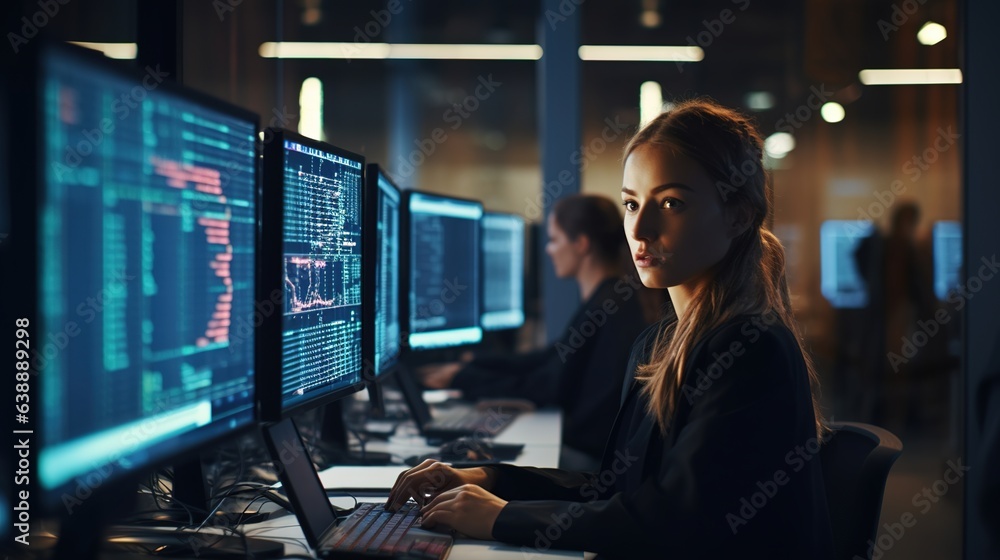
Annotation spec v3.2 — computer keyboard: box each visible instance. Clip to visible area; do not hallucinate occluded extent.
[426,408,516,437]
[320,502,452,559]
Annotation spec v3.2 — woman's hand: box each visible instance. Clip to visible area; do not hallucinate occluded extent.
[385,460,496,511]
[416,362,463,389]
[420,484,507,540]
[416,352,474,389]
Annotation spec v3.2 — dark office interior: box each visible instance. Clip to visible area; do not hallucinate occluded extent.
[1,0,997,558]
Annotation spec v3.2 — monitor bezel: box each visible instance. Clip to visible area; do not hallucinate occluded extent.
[259,128,366,422]
[399,189,484,353]
[479,211,527,332]
[7,41,263,510]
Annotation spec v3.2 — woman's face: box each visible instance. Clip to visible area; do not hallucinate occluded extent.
[545,213,583,278]
[622,143,740,290]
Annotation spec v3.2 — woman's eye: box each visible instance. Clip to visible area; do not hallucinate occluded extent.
[622,200,638,212]
[662,197,683,209]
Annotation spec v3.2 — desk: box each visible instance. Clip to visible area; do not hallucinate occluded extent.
[244,409,592,558]
[357,408,562,468]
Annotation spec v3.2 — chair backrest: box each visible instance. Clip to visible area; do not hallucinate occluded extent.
[820,421,903,560]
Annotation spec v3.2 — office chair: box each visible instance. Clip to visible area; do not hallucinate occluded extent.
[820,421,903,560]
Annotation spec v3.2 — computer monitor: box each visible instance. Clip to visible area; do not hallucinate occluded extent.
[480,212,525,331]
[364,164,402,379]
[259,129,366,420]
[401,191,483,350]
[6,43,260,508]
[820,220,875,308]
[933,221,962,300]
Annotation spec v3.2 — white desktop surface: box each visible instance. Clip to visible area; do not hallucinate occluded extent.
[243,409,587,558]
[492,409,561,446]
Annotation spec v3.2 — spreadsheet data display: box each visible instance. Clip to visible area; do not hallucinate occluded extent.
[37,48,257,492]
[280,140,363,410]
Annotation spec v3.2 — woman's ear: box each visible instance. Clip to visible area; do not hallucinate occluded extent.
[572,233,591,256]
[724,205,753,239]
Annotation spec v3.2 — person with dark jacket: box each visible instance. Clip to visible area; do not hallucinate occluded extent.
[386,99,834,558]
[418,194,658,468]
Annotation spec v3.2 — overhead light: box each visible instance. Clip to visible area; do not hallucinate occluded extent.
[301,0,322,25]
[917,22,947,46]
[298,77,324,141]
[259,42,705,63]
[745,91,775,111]
[391,43,541,60]
[578,45,704,62]
[259,42,542,60]
[639,81,663,127]
[67,41,137,59]
[820,102,845,123]
[858,68,962,85]
[640,0,661,28]
[764,132,795,159]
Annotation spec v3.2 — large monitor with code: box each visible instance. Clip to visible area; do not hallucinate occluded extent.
[9,44,260,503]
[480,212,525,331]
[365,164,402,377]
[259,130,365,419]
[402,191,483,350]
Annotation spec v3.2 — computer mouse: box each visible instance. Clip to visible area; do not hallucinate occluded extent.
[439,437,494,461]
[403,438,526,466]
[439,437,525,461]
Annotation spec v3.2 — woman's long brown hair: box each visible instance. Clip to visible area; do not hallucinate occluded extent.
[624,97,825,438]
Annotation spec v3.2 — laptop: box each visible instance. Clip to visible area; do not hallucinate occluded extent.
[262,418,452,559]
[393,367,520,442]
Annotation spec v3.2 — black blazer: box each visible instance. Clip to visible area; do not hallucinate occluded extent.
[451,276,650,459]
[484,313,834,559]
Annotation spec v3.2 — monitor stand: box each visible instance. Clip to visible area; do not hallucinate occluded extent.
[126,457,208,526]
[173,457,210,513]
[480,328,518,355]
[367,380,386,419]
[310,399,393,466]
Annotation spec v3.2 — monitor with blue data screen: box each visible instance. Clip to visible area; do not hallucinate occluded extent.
[403,191,483,350]
[259,130,365,419]
[933,221,962,300]
[21,44,259,502]
[481,212,525,331]
[820,220,875,309]
[368,165,401,376]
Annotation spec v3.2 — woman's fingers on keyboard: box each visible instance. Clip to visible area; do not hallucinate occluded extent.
[419,486,460,513]
[387,460,454,511]
[418,485,507,540]
[387,459,434,508]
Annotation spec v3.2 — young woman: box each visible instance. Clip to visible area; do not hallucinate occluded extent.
[418,194,656,469]
[386,99,834,557]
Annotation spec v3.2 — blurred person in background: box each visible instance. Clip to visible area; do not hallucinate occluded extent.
[854,201,933,431]
[417,194,663,470]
